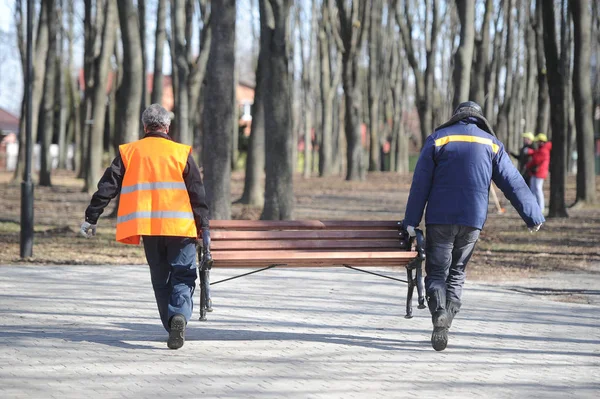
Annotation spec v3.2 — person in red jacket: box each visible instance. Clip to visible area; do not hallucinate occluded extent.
[526,133,552,212]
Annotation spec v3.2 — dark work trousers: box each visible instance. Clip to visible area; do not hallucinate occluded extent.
[425,224,480,308]
[142,236,197,332]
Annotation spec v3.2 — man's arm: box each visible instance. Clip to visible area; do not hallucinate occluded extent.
[183,153,210,232]
[85,155,125,224]
[403,136,436,228]
[492,146,545,227]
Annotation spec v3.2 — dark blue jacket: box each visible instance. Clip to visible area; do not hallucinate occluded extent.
[404,119,545,229]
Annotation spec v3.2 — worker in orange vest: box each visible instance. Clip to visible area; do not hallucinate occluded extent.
[80,104,210,350]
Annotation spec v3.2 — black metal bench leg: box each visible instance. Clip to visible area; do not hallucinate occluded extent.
[416,262,426,309]
[405,267,415,319]
[199,270,211,321]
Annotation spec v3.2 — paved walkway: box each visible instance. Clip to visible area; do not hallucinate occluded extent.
[0,265,598,399]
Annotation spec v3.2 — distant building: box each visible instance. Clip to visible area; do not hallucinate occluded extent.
[0,107,19,170]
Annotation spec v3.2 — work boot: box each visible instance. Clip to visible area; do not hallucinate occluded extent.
[446,299,462,329]
[427,293,449,351]
[167,314,186,350]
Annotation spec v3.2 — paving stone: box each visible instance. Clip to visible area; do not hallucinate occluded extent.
[0,265,598,398]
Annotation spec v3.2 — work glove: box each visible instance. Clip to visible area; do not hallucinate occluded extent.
[406,225,416,238]
[528,223,542,233]
[199,227,213,270]
[80,221,97,238]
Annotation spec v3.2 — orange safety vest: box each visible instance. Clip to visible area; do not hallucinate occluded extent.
[116,137,197,245]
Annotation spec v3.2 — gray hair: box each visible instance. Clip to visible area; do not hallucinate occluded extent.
[141,104,171,132]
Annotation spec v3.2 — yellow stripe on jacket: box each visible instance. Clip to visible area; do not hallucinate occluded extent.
[434,135,499,154]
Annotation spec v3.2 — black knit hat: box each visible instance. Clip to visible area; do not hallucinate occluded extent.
[453,101,484,117]
[436,101,496,137]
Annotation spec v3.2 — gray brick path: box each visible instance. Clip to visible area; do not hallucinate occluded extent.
[0,265,598,398]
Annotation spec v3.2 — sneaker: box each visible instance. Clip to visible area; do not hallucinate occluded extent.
[167,314,186,350]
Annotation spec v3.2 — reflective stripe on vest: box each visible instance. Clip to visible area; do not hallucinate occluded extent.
[435,135,499,154]
[117,211,194,224]
[120,181,187,194]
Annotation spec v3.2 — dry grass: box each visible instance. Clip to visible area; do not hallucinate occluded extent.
[1,170,599,283]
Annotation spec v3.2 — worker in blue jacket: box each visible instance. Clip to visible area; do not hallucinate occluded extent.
[403,101,545,351]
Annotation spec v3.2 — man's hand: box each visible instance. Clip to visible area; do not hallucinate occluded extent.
[80,221,97,238]
[528,223,542,233]
[406,225,416,237]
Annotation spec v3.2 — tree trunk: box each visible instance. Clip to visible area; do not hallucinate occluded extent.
[261,0,294,220]
[84,0,118,194]
[203,0,235,220]
[318,1,341,177]
[55,2,67,170]
[336,0,368,180]
[66,0,80,172]
[171,0,190,145]
[116,0,143,144]
[13,0,49,182]
[541,0,568,217]
[571,0,597,204]
[470,0,493,106]
[151,0,166,105]
[534,0,550,136]
[239,53,266,205]
[39,0,57,187]
[367,0,382,172]
[452,0,475,109]
[138,0,147,110]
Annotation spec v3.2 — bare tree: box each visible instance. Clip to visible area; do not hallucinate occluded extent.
[396,0,443,146]
[116,0,143,145]
[367,0,383,172]
[203,0,235,219]
[541,0,568,217]
[239,0,268,206]
[12,0,50,182]
[261,0,295,219]
[318,0,342,177]
[151,0,166,105]
[534,0,549,136]
[335,0,368,181]
[570,0,597,204]
[84,0,118,194]
[170,0,211,145]
[452,0,475,109]
[470,0,493,106]
[39,0,58,187]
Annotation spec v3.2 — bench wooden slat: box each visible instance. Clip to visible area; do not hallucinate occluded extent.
[211,250,416,261]
[212,258,413,268]
[210,230,405,241]
[210,239,407,251]
[209,220,403,231]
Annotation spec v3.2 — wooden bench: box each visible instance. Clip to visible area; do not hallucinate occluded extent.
[197,220,426,321]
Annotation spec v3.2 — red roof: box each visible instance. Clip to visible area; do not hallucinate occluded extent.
[0,108,19,134]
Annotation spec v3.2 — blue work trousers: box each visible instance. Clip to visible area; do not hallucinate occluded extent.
[425,224,480,307]
[142,236,197,332]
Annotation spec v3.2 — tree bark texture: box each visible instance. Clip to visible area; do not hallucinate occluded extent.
[151,0,166,105]
[470,0,493,106]
[570,0,597,204]
[116,0,143,144]
[13,0,49,182]
[39,0,57,187]
[336,0,368,180]
[452,0,475,109]
[534,0,550,136]
[203,0,235,219]
[261,0,295,220]
[84,0,117,194]
[541,0,568,217]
